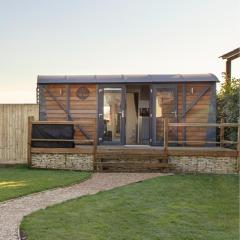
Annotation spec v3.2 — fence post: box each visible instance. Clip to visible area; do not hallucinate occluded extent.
[164,118,168,153]
[93,119,97,171]
[27,116,34,167]
[220,118,224,148]
[236,123,240,173]
[237,123,240,151]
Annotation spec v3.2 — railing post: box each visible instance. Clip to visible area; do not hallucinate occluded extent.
[93,119,97,171]
[220,118,224,148]
[237,123,240,155]
[237,123,240,173]
[164,118,168,153]
[27,116,34,167]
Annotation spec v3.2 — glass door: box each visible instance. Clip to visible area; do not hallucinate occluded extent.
[151,84,177,145]
[98,85,125,144]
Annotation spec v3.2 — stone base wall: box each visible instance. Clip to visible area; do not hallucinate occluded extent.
[31,153,238,173]
[169,156,238,174]
[31,153,93,171]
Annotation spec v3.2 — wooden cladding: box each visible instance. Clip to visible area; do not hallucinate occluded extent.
[40,84,97,140]
[39,82,216,146]
[177,82,215,145]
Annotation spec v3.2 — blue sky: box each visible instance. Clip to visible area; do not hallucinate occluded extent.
[0,0,239,103]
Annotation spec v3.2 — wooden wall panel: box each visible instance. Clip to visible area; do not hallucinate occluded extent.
[177,82,212,145]
[43,84,97,140]
[0,104,39,164]
[41,82,215,146]
[177,83,183,143]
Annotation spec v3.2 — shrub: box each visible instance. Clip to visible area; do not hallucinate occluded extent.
[217,76,240,143]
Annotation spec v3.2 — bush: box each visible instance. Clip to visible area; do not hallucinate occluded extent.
[217,77,240,142]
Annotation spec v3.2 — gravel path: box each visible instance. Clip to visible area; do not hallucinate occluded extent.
[0,173,167,240]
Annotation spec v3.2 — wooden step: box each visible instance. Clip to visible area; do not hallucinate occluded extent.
[96,153,168,160]
[95,149,172,172]
[95,162,174,172]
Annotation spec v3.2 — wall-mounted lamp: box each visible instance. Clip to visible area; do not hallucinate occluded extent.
[190,87,194,95]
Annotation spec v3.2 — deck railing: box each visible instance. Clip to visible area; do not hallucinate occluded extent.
[28,116,97,167]
[164,118,240,155]
[28,116,240,167]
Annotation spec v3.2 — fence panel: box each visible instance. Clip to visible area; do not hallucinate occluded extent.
[0,104,39,164]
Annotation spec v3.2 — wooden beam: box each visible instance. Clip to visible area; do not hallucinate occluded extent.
[182,83,186,145]
[32,120,95,125]
[237,124,240,172]
[164,118,168,153]
[238,124,240,155]
[168,141,220,144]
[93,119,97,171]
[181,85,211,118]
[206,83,216,146]
[168,123,240,127]
[66,84,70,121]
[168,149,238,157]
[27,116,34,167]
[226,60,231,80]
[220,48,240,59]
[76,124,91,140]
[227,53,240,61]
[220,118,224,148]
[223,140,238,144]
[39,85,46,120]
[31,147,94,154]
[31,139,94,143]
[95,162,173,167]
[222,123,240,127]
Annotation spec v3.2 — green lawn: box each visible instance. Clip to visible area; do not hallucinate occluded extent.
[21,174,239,240]
[0,165,91,202]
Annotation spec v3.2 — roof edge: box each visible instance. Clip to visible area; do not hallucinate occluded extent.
[37,73,219,84]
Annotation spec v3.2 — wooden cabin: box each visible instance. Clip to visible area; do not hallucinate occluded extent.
[37,74,218,147]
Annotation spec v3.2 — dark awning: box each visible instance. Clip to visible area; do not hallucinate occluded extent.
[37,74,218,84]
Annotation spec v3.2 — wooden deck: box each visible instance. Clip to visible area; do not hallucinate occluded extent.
[31,145,238,157]
[30,145,238,172]
[96,145,238,157]
[96,145,238,172]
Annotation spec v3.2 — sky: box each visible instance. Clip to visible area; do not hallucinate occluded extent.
[0,0,239,103]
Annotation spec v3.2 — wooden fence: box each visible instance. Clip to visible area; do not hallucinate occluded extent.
[165,119,240,154]
[28,117,239,171]
[0,104,39,164]
[28,117,97,168]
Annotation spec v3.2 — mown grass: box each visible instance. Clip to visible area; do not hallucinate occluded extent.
[21,174,239,240]
[0,165,91,202]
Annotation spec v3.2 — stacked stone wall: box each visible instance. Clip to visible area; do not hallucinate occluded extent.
[31,153,238,173]
[32,153,93,171]
[169,156,238,174]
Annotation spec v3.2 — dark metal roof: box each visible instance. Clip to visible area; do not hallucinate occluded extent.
[37,74,218,84]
